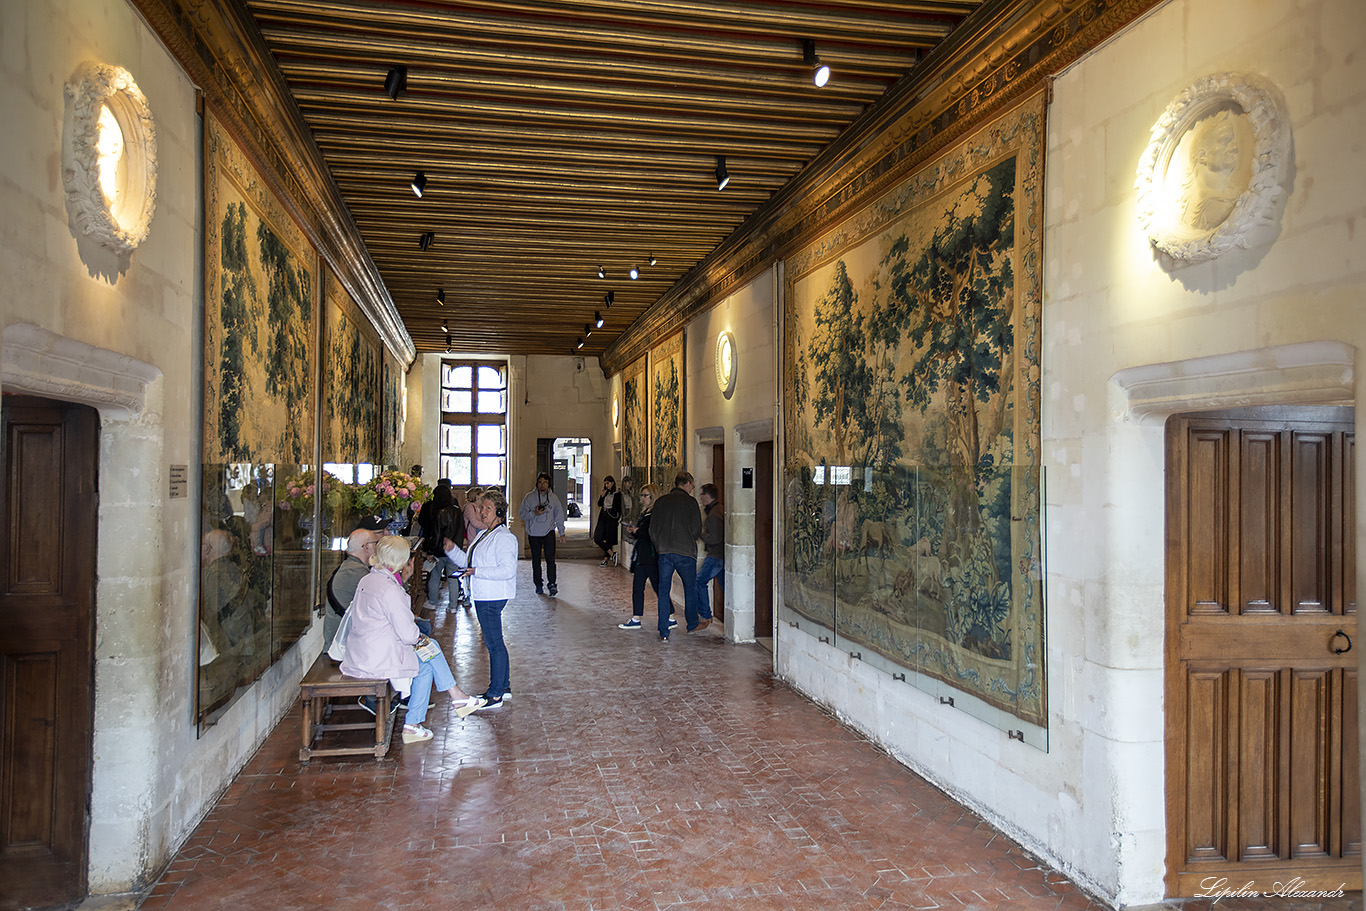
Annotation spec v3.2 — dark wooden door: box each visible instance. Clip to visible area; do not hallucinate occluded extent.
[1166,407,1360,896]
[711,443,724,621]
[755,440,774,638]
[0,395,97,911]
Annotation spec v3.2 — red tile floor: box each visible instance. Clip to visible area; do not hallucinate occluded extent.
[140,561,1361,911]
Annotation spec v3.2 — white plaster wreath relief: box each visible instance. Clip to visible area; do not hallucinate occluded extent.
[715,330,737,398]
[63,62,158,255]
[1135,72,1290,268]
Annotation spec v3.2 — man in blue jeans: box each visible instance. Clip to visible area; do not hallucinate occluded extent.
[695,483,724,622]
[650,471,704,640]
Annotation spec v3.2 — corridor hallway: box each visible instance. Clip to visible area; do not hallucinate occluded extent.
[141,562,1358,911]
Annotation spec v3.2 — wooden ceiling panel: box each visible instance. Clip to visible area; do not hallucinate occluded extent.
[244,0,982,356]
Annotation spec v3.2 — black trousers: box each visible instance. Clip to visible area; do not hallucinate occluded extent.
[528,532,557,587]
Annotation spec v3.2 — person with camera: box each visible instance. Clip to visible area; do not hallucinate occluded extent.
[442,488,518,710]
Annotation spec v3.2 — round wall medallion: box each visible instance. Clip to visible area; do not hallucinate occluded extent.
[715,331,737,398]
[1135,72,1289,268]
[63,62,158,255]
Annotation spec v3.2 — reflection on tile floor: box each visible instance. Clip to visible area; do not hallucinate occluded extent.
[141,561,1361,911]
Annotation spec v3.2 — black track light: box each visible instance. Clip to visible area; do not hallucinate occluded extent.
[629,266,639,280]
[384,65,407,100]
[440,319,448,333]
[597,265,605,279]
[715,156,730,191]
[444,333,452,352]
[575,337,584,350]
[418,231,434,250]
[595,311,604,329]
[648,254,657,266]
[436,289,445,305]
[605,291,614,308]
[584,322,592,337]
[802,39,830,88]
[411,171,427,197]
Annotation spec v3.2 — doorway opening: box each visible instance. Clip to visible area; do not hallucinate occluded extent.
[539,437,591,538]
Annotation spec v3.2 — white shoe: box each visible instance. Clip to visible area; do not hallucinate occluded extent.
[402,723,433,743]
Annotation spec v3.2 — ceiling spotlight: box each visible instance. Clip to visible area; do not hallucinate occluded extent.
[444,333,452,352]
[597,265,606,279]
[605,291,615,307]
[584,322,592,337]
[411,171,427,197]
[418,231,434,250]
[629,266,639,280]
[648,254,657,266]
[594,311,605,329]
[802,39,830,88]
[436,289,445,305]
[384,65,408,101]
[575,337,584,350]
[441,319,448,333]
[715,156,730,191]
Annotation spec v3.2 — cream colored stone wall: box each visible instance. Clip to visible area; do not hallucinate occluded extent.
[684,267,779,641]
[777,0,1365,903]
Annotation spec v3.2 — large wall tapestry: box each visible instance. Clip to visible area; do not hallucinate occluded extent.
[321,270,380,464]
[783,92,1046,728]
[382,353,403,468]
[204,111,316,464]
[200,109,318,729]
[622,355,649,480]
[649,333,685,481]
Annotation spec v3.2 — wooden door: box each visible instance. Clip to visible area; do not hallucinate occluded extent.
[1166,407,1360,896]
[755,441,774,638]
[0,395,98,911]
[711,443,725,621]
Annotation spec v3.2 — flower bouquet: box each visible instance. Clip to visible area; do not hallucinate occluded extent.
[277,468,347,514]
[352,469,430,531]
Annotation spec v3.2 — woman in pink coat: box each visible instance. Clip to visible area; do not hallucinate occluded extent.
[340,536,480,742]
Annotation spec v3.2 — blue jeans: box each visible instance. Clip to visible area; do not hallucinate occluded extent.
[474,599,510,699]
[657,552,700,633]
[405,643,456,726]
[695,556,723,619]
[426,554,460,604]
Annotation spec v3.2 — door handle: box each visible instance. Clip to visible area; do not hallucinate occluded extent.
[1332,629,1352,655]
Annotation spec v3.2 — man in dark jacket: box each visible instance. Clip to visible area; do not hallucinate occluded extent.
[695,483,723,624]
[650,470,704,639]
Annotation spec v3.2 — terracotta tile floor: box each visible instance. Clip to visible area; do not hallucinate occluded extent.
[141,561,1361,911]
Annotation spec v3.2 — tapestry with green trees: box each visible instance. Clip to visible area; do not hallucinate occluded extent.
[203,111,317,464]
[622,355,648,483]
[382,354,403,468]
[321,271,380,465]
[783,93,1045,727]
[650,333,684,482]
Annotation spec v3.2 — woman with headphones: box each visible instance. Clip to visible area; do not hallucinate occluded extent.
[442,488,518,710]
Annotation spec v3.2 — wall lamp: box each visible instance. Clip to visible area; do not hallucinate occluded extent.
[411,171,427,197]
[385,65,407,100]
[436,289,445,305]
[802,39,830,88]
[715,156,730,191]
[594,311,604,329]
[418,231,434,250]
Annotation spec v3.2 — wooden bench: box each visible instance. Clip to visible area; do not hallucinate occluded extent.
[298,652,393,762]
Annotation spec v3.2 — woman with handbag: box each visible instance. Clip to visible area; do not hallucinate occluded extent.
[339,535,481,743]
[617,484,673,631]
[442,488,518,710]
[593,475,621,565]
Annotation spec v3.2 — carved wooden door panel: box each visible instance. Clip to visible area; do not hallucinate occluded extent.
[0,396,97,911]
[1166,408,1360,897]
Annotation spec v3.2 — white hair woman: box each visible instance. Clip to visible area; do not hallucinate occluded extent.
[340,535,479,742]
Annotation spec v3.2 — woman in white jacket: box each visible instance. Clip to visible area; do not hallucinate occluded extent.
[443,488,518,710]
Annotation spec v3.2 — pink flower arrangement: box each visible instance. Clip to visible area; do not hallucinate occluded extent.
[277,469,345,513]
[352,469,430,514]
